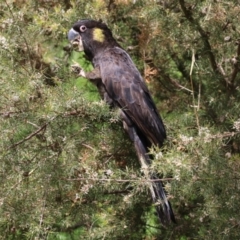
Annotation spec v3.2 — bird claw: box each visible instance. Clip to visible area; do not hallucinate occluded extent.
[71,62,86,77]
[71,62,81,74]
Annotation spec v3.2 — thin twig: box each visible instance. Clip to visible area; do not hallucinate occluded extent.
[27,121,40,128]
[82,143,96,151]
[167,76,193,93]
[197,81,201,112]
[146,224,162,230]
[63,175,240,183]
[208,131,240,140]
[7,118,55,149]
[62,177,174,183]
[38,198,46,239]
[190,49,200,131]
[0,111,20,117]
[103,190,130,195]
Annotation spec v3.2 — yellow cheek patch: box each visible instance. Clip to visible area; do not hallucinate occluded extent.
[93,28,105,43]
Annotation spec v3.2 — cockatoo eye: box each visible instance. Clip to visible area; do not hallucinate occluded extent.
[80,25,87,32]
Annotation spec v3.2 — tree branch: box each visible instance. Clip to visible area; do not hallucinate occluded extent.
[8,121,50,149]
[178,0,231,88]
[161,72,193,93]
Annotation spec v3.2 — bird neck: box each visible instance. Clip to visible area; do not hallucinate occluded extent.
[84,39,120,61]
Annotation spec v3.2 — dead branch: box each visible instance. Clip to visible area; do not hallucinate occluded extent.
[8,122,49,149]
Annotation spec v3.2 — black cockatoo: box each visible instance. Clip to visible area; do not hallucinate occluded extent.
[68,19,175,225]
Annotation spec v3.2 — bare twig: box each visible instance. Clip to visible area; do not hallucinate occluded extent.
[208,131,240,140]
[27,121,40,128]
[7,118,55,149]
[38,198,46,239]
[167,76,193,93]
[197,81,201,112]
[81,143,95,151]
[103,190,130,195]
[62,177,174,183]
[0,111,20,117]
[190,49,200,131]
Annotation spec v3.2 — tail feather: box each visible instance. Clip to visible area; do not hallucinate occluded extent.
[138,153,175,225]
[151,173,176,224]
[121,112,175,224]
[132,130,175,224]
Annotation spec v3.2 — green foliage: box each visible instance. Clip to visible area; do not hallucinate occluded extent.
[1,0,240,239]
